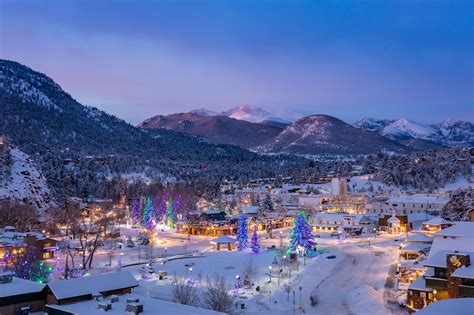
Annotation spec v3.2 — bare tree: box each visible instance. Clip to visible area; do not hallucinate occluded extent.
[0,200,38,231]
[243,259,256,288]
[171,278,200,306]
[284,284,292,302]
[104,239,115,267]
[203,274,234,313]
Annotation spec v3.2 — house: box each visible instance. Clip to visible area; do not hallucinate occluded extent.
[311,213,375,233]
[368,195,449,215]
[47,271,139,305]
[420,217,453,235]
[210,236,237,251]
[406,222,474,312]
[0,272,47,315]
[400,233,433,260]
[44,293,224,315]
[378,213,434,234]
[415,298,474,315]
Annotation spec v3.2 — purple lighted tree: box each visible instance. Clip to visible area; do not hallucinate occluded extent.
[251,224,260,254]
[131,198,142,225]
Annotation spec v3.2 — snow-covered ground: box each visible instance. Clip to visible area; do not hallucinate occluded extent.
[51,227,407,315]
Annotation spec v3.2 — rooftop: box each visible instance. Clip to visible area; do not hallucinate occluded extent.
[434,222,474,239]
[48,271,138,300]
[0,276,46,298]
[46,293,224,315]
[415,298,474,315]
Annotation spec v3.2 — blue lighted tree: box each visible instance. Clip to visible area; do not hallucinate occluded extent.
[289,211,315,256]
[251,224,260,254]
[236,214,248,250]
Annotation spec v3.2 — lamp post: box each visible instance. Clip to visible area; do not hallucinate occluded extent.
[433,289,437,302]
[164,247,168,259]
[299,286,303,309]
[374,227,377,239]
[269,266,272,283]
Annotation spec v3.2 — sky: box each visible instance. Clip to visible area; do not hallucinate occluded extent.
[1,0,473,124]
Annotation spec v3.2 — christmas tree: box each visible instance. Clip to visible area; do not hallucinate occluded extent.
[236,214,248,250]
[289,211,315,256]
[143,196,158,230]
[251,224,260,254]
[131,198,142,225]
[167,194,174,228]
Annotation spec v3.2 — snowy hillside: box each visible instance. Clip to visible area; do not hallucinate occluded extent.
[381,119,438,140]
[0,143,56,213]
[354,117,474,148]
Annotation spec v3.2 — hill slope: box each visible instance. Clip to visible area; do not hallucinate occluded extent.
[138,112,283,149]
[263,115,409,155]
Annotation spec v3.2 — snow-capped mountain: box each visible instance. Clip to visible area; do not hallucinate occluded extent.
[263,115,409,155]
[0,140,55,214]
[189,108,218,116]
[189,105,298,125]
[353,117,394,132]
[381,118,438,141]
[353,117,474,148]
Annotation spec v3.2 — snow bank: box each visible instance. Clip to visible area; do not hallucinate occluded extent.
[347,285,388,315]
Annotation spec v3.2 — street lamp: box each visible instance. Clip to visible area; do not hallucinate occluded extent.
[269,266,272,283]
[164,247,168,259]
[433,289,437,302]
[299,286,303,309]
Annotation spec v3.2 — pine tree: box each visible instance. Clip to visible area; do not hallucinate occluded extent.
[143,196,158,230]
[236,214,248,250]
[251,224,260,254]
[167,194,174,228]
[260,194,274,213]
[289,211,315,256]
[131,198,142,225]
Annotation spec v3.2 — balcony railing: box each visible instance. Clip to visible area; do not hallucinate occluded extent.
[459,285,474,297]
[425,277,447,289]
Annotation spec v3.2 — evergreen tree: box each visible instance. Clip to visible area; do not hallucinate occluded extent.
[251,224,260,254]
[167,194,174,228]
[289,211,315,256]
[143,196,158,230]
[260,194,274,212]
[236,214,248,250]
[131,198,142,225]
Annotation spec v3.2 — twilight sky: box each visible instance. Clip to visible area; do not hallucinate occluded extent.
[1,0,473,124]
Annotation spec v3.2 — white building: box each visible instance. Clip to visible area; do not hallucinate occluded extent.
[331,177,348,196]
[367,195,449,215]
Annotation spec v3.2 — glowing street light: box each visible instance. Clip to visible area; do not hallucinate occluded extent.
[269,265,272,283]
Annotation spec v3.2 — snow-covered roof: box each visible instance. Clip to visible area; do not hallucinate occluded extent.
[313,213,345,221]
[423,217,449,225]
[434,222,474,239]
[415,298,474,315]
[400,243,431,253]
[408,276,433,292]
[0,276,46,298]
[46,293,224,315]
[242,205,259,214]
[210,236,236,244]
[405,233,433,243]
[387,216,401,223]
[429,237,474,258]
[407,213,434,222]
[423,250,473,268]
[451,265,474,279]
[48,271,138,300]
[386,195,449,204]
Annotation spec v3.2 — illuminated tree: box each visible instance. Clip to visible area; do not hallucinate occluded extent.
[289,211,315,256]
[251,224,260,254]
[236,214,248,250]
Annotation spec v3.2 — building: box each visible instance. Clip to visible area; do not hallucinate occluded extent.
[47,271,139,305]
[368,195,449,216]
[0,272,47,315]
[45,293,224,315]
[311,213,375,233]
[378,213,434,234]
[419,217,453,235]
[400,233,433,260]
[331,177,348,196]
[406,222,474,311]
[299,193,367,214]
